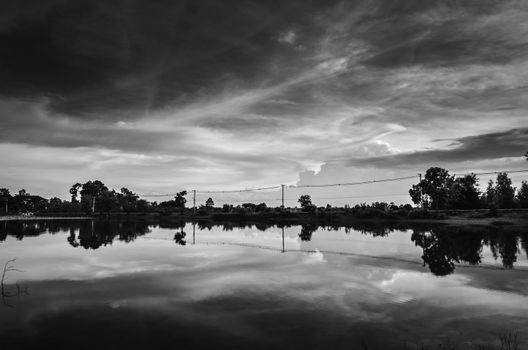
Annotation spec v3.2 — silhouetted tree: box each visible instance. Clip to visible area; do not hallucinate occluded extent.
[80,180,108,198]
[255,202,268,212]
[409,167,454,209]
[174,191,187,211]
[48,197,62,212]
[98,189,119,212]
[69,183,81,203]
[0,188,10,214]
[118,187,140,212]
[135,199,149,212]
[205,197,214,208]
[447,174,481,209]
[482,179,496,208]
[10,190,47,213]
[298,195,316,212]
[516,181,528,208]
[494,173,516,209]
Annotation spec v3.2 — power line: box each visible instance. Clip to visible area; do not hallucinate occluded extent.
[139,168,528,198]
[140,185,281,197]
[196,185,281,194]
[281,193,410,201]
[289,175,417,189]
[454,169,528,177]
[198,193,410,202]
[141,193,181,198]
[139,176,417,197]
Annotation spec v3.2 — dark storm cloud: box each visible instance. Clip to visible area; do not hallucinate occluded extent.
[357,0,525,68]
[1,0,527,117]
[346,128,528,168]
[0,0,340,117]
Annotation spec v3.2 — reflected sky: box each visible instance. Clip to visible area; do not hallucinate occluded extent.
[1,219,527,349]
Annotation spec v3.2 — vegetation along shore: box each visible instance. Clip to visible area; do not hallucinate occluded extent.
[2,166,528,225]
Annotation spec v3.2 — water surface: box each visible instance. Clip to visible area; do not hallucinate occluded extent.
[1,219,527,349]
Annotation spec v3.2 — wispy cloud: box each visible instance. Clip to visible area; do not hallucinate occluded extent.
[345,128,528,168]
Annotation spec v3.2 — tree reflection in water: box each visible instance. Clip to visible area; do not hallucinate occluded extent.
[173,222,187,246]
[1,219,527,277]
[68,220,151,249]
[298,224,318,241]
[412,226,524,276]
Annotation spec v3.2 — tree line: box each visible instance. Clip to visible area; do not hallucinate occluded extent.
[1,167,528,215]
[409,167,528,210]
[0,181,158,215]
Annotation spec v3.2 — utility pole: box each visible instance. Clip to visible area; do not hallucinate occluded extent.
[92,197,95,214]
[418,173,423,209]
[193,190,196,215]
[193,222,196,245]
[281,184,285,209]
[281,227,285,253]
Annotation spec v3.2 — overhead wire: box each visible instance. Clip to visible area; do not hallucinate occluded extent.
[290,175,417,189]
[139,168,528,198]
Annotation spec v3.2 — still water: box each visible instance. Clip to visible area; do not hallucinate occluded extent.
[0,219,527,349]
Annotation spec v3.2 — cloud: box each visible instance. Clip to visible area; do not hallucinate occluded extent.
[345,128,528,168]
[1,0,528,201]
[357,0,528,68]
[278,29,297,45]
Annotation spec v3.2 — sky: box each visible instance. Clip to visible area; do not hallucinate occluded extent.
[1,0,528,205]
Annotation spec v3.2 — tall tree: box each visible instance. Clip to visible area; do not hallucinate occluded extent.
[448,174,481,209]
[409,167,454,209]
[298,195,315,212]
[69,183,81,203]
[174,191,187,214]
[494,172,516,209]
[483,179,496,208]
[80,180,108,198]
[118,187,139,212]
[48,197,62,212]
[517,181,528,208]
[0,188,11,214]
[0,188,10,198]
[79,180,114,213]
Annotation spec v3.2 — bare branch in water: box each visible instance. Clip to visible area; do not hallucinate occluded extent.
[2,259,27,308]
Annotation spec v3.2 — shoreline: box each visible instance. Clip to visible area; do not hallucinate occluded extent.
[2,210,528,228]
[0,216,91,221]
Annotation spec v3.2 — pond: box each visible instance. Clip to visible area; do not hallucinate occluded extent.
[1,219,527,349]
